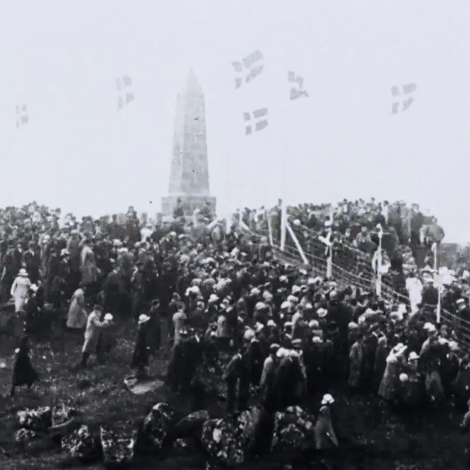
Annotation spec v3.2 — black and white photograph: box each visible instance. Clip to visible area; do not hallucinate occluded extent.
[0,1,470,469]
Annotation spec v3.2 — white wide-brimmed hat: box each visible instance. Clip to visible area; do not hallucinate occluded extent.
[321,394,334,405]
[138,314,150,324]
[317,308,327,318]
[104,313,114,322]
[18,269,28,277]
[408,351,419,361]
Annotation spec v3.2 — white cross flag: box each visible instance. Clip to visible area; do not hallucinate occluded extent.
[232,50,264,89]
[16,104,28,128]
[116,76,135,111]
[391,83,417,114]
[244,108,268,135]
[288,71,308,100]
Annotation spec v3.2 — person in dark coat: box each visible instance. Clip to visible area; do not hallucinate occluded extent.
[223,345,251,414]
[103,265,121,317]
[362,325,379,392]
[272,349,305,411]
[22,242,41,284]
[179,331,204,391]
[10,336,39,396]
[166,330,189,392]
[147,299,162,355]
[131,314,151,379]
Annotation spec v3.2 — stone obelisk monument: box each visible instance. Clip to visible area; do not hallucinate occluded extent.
[161,69,216,216]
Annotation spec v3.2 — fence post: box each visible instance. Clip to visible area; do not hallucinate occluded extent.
[327,246,332,278]
[286,222,308,265]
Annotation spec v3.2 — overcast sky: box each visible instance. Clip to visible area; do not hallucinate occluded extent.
[0,1,469,243]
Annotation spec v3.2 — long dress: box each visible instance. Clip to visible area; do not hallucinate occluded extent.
[425,360,445,406]
[80,246,98,286]
[314,405,338,449]
[67,288,88,329]
[378,354,402,401]
[11,345,39,391]
[348,340,364,389]
[10,276,31,312]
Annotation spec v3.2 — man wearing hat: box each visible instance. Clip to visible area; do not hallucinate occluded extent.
[131,314,151,379]
[103,262,122,318]
[259,343,280,411]
[22,241,41,285]
[223,345,251,413]
[66,229,84,291]
[81,305,113,368]
[172,304,188,347]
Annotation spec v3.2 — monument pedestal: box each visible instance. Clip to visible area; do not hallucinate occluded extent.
[161,195,217,216]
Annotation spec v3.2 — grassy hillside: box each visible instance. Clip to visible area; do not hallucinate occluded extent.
[0,321,469,470]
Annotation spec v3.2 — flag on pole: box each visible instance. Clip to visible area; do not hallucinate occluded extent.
[116,76,134,111]
[288,71,304,89]
[288,71,308,100]
[319,230,332,252]
[391,83,417,114]
[290,88,309,100]
[243,50,263,69]
[403,83,417,95]
[244,108,268,135]
[232,50,264,90]
[403,96,414,111]
[16,104,29,128]
[232,61,243,73]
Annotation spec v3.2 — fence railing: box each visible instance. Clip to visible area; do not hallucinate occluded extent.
[246,225,470,354]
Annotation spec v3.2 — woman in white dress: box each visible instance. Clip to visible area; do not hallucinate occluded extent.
[66,287,88,330]
[10,269,31,313]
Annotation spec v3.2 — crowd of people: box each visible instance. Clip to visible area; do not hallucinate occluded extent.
[3,199,470,467]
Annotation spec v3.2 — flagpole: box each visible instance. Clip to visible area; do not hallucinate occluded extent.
[327,245,333,279]
[436,286,442,324]
[376,224,383,298]
[279,79,288,252]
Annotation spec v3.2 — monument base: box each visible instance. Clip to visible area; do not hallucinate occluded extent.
[161,195,217,217]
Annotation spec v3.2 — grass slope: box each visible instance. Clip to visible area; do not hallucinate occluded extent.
[0,321,469,470]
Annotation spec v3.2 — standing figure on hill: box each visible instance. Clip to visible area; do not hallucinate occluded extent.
[10,268,31,313]
[223,345,251,414]
[22,241,41,285]
[10,336,39,396]
[314,394,339,450]
[131,314,151,380]
[67,285,88,331]
[80,305,113,368]
[146,299,162,355]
